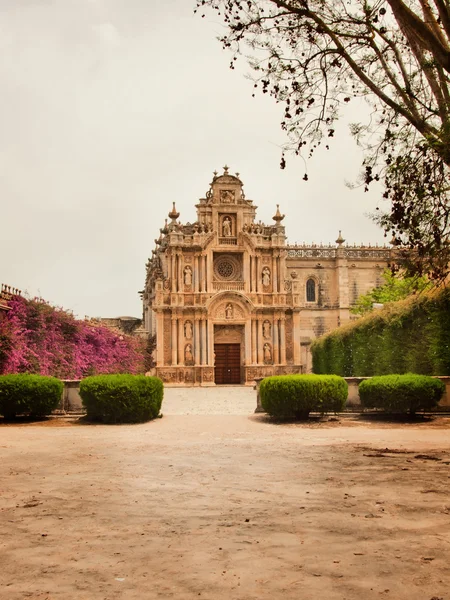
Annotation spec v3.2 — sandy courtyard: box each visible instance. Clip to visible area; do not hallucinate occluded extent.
[1,386,450,600]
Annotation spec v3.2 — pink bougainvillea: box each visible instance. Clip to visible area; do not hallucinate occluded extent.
[0,296,145,378]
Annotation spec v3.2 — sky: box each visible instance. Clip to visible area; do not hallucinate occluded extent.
[0,0,390,319]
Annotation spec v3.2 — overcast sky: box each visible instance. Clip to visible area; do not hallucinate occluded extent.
[0,0,389,318]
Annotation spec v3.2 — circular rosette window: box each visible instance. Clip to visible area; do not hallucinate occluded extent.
[214,255,241,281]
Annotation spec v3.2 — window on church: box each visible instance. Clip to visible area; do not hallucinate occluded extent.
[306,279,316,302]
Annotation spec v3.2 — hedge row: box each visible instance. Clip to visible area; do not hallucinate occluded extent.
[0,374,163,422]
[312,286,450,376]
[260,374,348,418]
[79,374,163,423]
[359,374,445,415]
[0,374,63,419]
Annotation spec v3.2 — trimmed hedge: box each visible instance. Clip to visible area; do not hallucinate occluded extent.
[260,374,348,419]
[79,374,163,423]
[312,286,450,377]
[359,374,445,415]
[0,374,63,419]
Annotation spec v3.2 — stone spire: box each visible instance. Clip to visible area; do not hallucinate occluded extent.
[272,204,285,223]
[168,202,180,223]
[335,230,345,246]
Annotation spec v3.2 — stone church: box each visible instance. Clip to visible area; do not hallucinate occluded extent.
[141,167,392,386]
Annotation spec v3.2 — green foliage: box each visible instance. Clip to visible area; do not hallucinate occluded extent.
[351,270,430,316]
[260,374,348,419]
[312,286,450,377]
[79,374,163,424]
[0,374,63,419]
[359,374,445,415]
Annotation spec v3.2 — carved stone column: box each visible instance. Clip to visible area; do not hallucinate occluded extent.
[171,255,176,293]
[178,253,183,293]
[279,316,286,365]
[293,310,301,366]
[273,317,279,364]
[194,316,200,365]
[177,315,184,366]
[251,318,257,364]
[201,256,206,293]
[171,316,178,365]
[204,255,208,293]
[195,255,200,293]
[256,256,260,293]
[201,318,207,365]
[257,317,263,364]
[208,320,214,366]
[156,312,164,367]
[244,320,252,365]
[272,255,278,293]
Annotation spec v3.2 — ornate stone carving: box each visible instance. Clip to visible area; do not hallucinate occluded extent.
[163,316,171,364]
[202,368,214,382]
[214,254,242,281]
[263,320,271,339]
[220,189,235,203]
[263,343,272,364]
[184,320,193,339]
[184,344,194,365]
[262,267,271,287]
[184,266,192,286]
[222,216,232,237]
[214,302,245,320]
[285,314,293,362]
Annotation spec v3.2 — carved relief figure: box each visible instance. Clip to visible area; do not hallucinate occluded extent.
[184,320,193,340]
[225,303,233,319]
[263,343,272,364]
[184,266,192,286]
[263,320,271,339]
[185,344,194,364]
[222,217,232,237]
[220,189,235,203]
[262,267,271,287]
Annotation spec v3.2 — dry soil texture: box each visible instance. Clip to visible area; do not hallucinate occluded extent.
[1,386,450,600]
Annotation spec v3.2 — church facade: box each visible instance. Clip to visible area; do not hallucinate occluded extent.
[141,167,392,386]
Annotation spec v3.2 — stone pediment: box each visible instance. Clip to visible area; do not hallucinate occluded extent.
[213,301,245,321]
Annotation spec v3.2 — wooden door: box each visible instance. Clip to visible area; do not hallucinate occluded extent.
[214,344,241,384]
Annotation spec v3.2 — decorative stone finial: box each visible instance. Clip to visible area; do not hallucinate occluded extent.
[335,230,345,246]
[168,202,180,222]
[223,164,229,175]
[235,172,240,178]
[213,170,218,178]
[161,218,169,235]
[272,204,285,223]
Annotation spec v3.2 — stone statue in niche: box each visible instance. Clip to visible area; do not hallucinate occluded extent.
[263,320,271,339]
[184,266,192,286]
[263,343,272,363]
[185,344,194,364]
[262,267,271,287]
[184,320,193,340]
[222,217,232,237]
[225,303,233,319]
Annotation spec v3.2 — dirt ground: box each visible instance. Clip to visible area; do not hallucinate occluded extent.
[1,387,450,600]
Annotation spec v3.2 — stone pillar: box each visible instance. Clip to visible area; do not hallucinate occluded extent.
[273,317,279,364]
[244,320,251,365]
[195,255,200,292]
[201,256,206,292]
[155,312,164,366]
[256,256,260,293]
[178,254,183,293]
[272,255,278,293]
[171,316,177,365]
[279,316,286,365]
[244,255,250,293]
[194,316,201,365]
[251,318,257,364]
[336,247,350,324]
[257,317,263,364]
[208,320,214,366]
[204,255,208,293]
[171,255,176,293]
[293,310,301,366]
[201,318,207,365]
[249,256,253,292]
[177,315,184,366]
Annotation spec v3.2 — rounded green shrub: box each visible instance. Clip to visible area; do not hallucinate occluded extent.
[358,374,445,415]
[0,374,63,419]
[79,374,163,423]
[260,374,348,419]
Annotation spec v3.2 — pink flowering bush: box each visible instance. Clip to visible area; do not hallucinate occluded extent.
[0,296,145,378]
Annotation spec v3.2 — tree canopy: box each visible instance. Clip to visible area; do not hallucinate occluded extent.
[195,0,450,279]
[350,269,430,314]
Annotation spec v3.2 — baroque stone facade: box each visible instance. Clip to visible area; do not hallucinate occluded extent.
[141,167,391,385]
